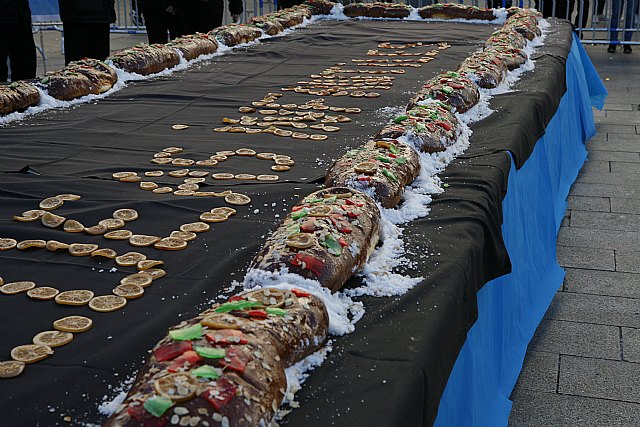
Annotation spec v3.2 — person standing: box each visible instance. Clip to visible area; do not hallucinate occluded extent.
[0,0,37,81]
[608,0,636,53]
[139,0,182,44]
[58,0,116,64]
[180,0,243,35]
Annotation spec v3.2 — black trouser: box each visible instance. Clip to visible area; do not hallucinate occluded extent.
[180,0,224,35]
[142,7,182,44]
[277,0,305,9]
[63,23,110,64]
[536,0,574,20]
[490,0,513,8]
[0,23,37,82]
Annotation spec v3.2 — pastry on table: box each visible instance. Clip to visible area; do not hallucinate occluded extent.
[167,33,219,61]
[483,45,528,70]
[408,71,480,113]
[458,51,508,89]
[210,24,263,47]
[503,11,542,40]
[250,16,285,36]
[484,28,527,50]
[251,187,381,291]
[105,287,329,427]
[343,2,411,19]
[302,0,335,15]
[109,44,181,75]
[417,3,495,21]
[0,81,40,115]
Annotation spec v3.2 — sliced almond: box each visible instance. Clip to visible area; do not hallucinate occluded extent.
[179,222,210,233]
[115,252,147,266]
[64,219,85,233]
[113,283,144,299]
[46,240,69,251]
[11,344,53,364]
[55,290,94,306]
[154,237,188,251]
[68,243,98,256]
[27,287,60,300]
[104,230,133,240]
[0,238,17,250]
[41,212,66,228]
[1,281,36,295]
[137,259,164,270]
[39,197,63,210]
[129,235,161,247]
[53,316,93,333]
[16,240,46,250]
[120,273,153,288]
[33,331,73,348]
[113,209,138,222]
[154,373,198,402]
[0,360,25,378]
[89,295,127,312]
[91,248,118,259]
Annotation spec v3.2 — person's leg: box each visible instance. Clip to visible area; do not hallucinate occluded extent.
[194,0,224,33]
[63,23,90,63]
[623,0,636,41]
[0,26,12,82]
[574,0,590,28]
[609,0,621,42]
[8,24,37,80]
[142,7,170,44]
[86,23,111,61]
[597,0,606,13]
[167,10,183,40]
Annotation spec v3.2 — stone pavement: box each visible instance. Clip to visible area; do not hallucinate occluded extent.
[509,46,640,426]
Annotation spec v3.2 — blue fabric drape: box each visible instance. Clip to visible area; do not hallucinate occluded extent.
[433,36,607,427]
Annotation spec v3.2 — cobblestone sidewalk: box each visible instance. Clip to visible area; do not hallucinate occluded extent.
[509,45,640,426]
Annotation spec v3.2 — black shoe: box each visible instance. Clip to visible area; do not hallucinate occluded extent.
[608,44,616,53]
[624,45,632,54]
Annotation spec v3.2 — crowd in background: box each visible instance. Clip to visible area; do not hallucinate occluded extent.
[0,0,637,83]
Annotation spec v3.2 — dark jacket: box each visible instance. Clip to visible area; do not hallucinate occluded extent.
[0,0,32,26]
[58,0,116,23]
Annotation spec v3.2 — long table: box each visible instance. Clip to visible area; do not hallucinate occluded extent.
[0,18,600,426]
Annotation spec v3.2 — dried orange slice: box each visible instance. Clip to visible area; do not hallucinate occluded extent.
[0,238,17,250]
[212,190,232,197]
[112,171,137,179]
[212,173,235,180]
[104,230,133,240]
[153,187,173,194]
[184,177,206,184]
[53,316,93,333]
[173,190,195,196]
[55,290,94,306]
[201,313,242,329]
[236,148,256,156]
[121,273,153,288]
[27,287,59,300]
[199,212,228,223]
[271,165,290,172]
[170,231,196,242]
[113,283,144,299]
[151,158,172,165]
[168,169,189,178]
[179,222,210,233]
[195,159,217,166]
[177,183,199,191]
[308,205,333,217]
[113,209,139,222]
[145,171,164,177]
[154,373,198,402]
[91,248,118,259]
[14,209,45,222]
[210,155,227,162]
[46,240,69,251]
[139,181,159,191]
[286,233,315,249]
[39,197,63,210]
[63,219,85,233]
[163,147,183,154]
[211,207,237,216]
[115,252,147,266]
[68,243,98,256]
[89,295,127,312]
[154,237,187,251]
[129,235,161,247]
[323,125,341,132]
[365,92,380,98]
[234,174,256,180]
[56,194,81,201]
[11,344,53,364]
[0,361,25,378]
[225,193,251,206]
[213,126,231,132]
[138,259,164,270]
[309,134,328,141]
[292,132,310,139]
[256,174,280,181]
[16,239,46,250]
[119,175,142,183]
[345,107,361,114]
[84,224,108,235]
[143,268,166,280]
[99,218,125,230]
[256,152,276,160]
[1,281,36,295]
[172,158,194,166]
[275,158,295,166]
[172,124,189,130]
[41,212,66,228]
[188,170,209,178]
[354,161,378,175]
[33,331,73,348]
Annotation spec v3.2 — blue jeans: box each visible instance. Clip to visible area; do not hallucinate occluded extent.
[610,0,637,42]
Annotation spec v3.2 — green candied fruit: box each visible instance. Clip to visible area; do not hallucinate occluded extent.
[143,396,173,417]
[393,115,408,124]
[389,144,399,155]
[382,168,399,183]
[395,157,408,165]
[415,123,427,133]
[446,71,459,78]
[375,155,392,163]
[287,223,301,236]
[194,346,226,359]
[169,323,203,341]
[191,365,221,379]
[322,234,343,256]
[215,300,262,313]
[441,86,453,94]
[292,208,309,220]
[266,307,288,316]
[323,195,337,204]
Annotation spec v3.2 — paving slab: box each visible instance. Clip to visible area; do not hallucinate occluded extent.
[545,292,640,328]
[556,245,615,270]
[567,195,610,212]
[614,250,640,274]
[603,103,633,111]
[587,150,640,162]
[586,141,640,153]
[558,355,640,403]
[509,390,640,427]
[576,159,610,174]
[569,210,640,231]
[621,327,640,363]
[512,351,559,393]
[609,161,640,173]
[528,319,620,359]
[575,171,640,185]
[595,124,637,134]
[570,182,640,198]
[606,133,640,142]
[611,197,640,214]
[557,226,640,250]
[564,268,640,299]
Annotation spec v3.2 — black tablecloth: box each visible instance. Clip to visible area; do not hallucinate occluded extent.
[0,19,572,426]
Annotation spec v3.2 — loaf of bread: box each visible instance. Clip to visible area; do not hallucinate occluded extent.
[269,6,312,28]
[483,45,528,70]
[376,103,459,154]
[39,69,96,101]
[250,16,286,36]
[484,28,527,50]
[105,288,329,427]
[251,187,381,292]
[0,81,40,115]
[109,44,181,75]
[167,34,219,61]
[210,24,263,47]
[343,2,411,18]
[417,3,495,21]
[458,51,508,89]
[303,0,335,15]
[325,140,421,209]
[408,72,480,113]
[503,12,541,40]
